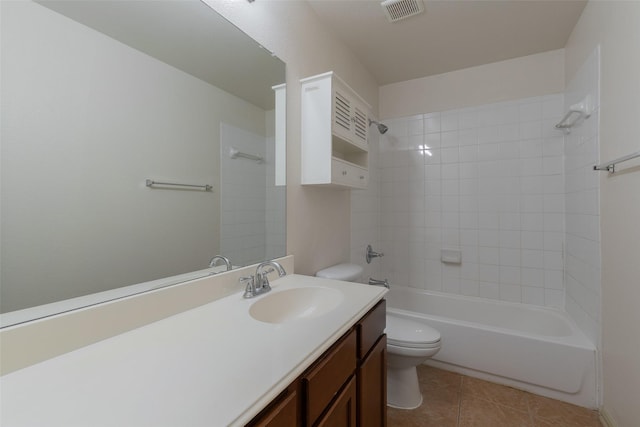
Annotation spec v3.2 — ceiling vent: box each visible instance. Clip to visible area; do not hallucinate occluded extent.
[381,0,425,23]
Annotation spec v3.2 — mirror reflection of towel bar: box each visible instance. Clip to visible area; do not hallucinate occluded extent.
[229,147,263,163]
[145,179,212,191]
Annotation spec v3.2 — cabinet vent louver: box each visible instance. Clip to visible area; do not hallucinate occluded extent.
[381,0,424,23]
[353,108,367,142]
[334,91,351,132]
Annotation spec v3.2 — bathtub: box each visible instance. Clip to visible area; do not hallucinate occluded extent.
[385,287,597,408]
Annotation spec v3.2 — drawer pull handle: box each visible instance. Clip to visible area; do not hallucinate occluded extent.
[342,170,347,175]
[360,175,364,179]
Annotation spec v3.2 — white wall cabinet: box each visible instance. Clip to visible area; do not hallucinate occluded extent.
[300,72,371,189]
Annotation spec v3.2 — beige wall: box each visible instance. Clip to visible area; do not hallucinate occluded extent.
[379,49,565,118]
[565,2,640,425]
[204,0,379,276]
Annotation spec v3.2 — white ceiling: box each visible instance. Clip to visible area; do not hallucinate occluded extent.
[307,0,587,85]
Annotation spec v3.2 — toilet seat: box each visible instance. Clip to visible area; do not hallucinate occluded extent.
[386,314,441,349]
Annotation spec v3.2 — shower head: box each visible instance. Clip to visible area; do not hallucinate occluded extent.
[369,118,389,134]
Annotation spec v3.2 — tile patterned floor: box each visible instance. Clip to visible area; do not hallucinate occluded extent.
[387,365,602,427]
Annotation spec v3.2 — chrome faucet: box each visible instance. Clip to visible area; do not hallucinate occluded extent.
[241,260,287,298]
[368,278,390,289]
[209,255,232,273]
[255,260,287,293]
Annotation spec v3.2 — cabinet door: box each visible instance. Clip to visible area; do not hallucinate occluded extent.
[333,85,356,143]
[304,331,357,426]
[317,377,357,427]
[247,390,297,427]
[351,103,369,149]
[357,335,387,427]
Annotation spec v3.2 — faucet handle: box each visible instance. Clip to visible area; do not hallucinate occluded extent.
[240,276,256,298]
[257,271,272,292]
[366,244,384,264]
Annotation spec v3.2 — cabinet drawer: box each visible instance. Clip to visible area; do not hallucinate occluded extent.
[331,158,368,189]
[303,330,357,426]
[357,299,386,360]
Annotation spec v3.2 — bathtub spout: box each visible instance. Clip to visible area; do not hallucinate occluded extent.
[369,278,390,289]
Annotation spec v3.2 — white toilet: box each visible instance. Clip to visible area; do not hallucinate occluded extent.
[316,263,441,409]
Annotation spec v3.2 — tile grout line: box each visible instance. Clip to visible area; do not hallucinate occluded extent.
[526,394,536,427]
[456,374,463,427]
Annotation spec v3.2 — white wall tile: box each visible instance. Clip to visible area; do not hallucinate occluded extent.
[521,250,544,268]
[519,100,542,121]
[519,121,542,139]
[375,93,572,309]
[423,112,441,134]
[500,248,521,267]
[479,282,500,299]
[521,268,545,287]
[500,284,522,302]
[544,289,564,309]
[478,247,500,265]
[523,286,545,305]
[460,279,480,296]
[500,266,521,285]
[441,111,459,132]
[408,116,424,136]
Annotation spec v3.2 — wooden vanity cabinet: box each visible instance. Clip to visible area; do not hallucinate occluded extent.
[316,377,357,427]
[356,300,387,427]
[303,330,357,426]
[245,384,300,427]
[246,299,386,427]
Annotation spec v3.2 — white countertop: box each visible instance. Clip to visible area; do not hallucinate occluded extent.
[0,274,386,426]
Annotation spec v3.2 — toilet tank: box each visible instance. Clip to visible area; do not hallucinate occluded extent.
[315,263,363,282]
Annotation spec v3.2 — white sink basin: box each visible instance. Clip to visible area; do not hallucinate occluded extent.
[249,287,343,324]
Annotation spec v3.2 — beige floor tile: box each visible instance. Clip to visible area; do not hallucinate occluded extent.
[459,395,533,427]
[417,364,463,391]
[388,366,601,427]
[461,375,530,413]
[533,416,602,427]
[528,394,601,427]
[388,401,459,427]
[388,407,430,427]
[388,369,460,427]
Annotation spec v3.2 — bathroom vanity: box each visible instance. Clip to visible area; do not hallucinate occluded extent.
[0,271,387,426]
[248,299,386,426]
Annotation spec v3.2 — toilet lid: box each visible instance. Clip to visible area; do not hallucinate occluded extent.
[315,263,363,282]
[386,315,441,348]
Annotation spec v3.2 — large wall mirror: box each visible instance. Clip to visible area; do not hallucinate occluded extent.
[1,0,286,326]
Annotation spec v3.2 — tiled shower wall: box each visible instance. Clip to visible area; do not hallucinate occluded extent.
[564,47,601,345]
[350,131,382,282]
[372,94,568,308]
[264,134,286,261]
[220,123,267,266]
